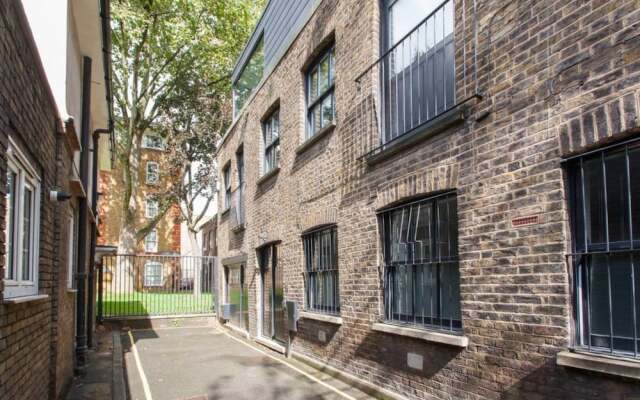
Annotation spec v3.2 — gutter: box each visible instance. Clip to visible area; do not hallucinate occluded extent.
[100,0,115,167]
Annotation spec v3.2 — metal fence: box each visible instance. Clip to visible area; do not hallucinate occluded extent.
[354,0,481,160]
[98,254,217,319]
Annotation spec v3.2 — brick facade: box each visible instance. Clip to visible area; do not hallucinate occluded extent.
[0,1,79,398]
[216,0,640,399]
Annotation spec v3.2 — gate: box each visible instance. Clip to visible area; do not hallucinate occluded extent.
[97,254,217,319]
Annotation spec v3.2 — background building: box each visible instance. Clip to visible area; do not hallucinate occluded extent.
[98,132,181,256]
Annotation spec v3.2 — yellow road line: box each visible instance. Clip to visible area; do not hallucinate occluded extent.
[127,330,154,400]
[214,327,357,400]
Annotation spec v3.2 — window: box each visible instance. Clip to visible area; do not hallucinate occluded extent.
[4,138,41,298]
[67,209,78,289]
[146,162,159,184]
[380,0,455,143]
[223,165,231,210]
[303,226,339,315]
[568,140,640,358]
[142,135,165,150]
[146,198,159,219]
[378,192,461,331]
[145,229,158,253]
[144,261,163,287]
[306,46,335,139]
[262,110,280,174]
[233,36,264,118]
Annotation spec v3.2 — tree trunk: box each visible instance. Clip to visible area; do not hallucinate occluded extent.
[115,130,142,293]
[188,229,202,296]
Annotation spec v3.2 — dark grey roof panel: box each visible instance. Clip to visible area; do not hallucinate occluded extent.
[232,0,317,83]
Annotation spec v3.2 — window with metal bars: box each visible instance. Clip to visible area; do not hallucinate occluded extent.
[303,226,339,315]
[567,139,640,358]
[262,110,280,175]
[378,192,461,331]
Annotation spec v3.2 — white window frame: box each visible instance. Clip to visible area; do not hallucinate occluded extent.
[4,137,41,299]
[146,162,159,184]
[145,198,159,219]
[145,229,158,253]
[67,209,78,290]
[144,261,163,287]
[142,135,165,150]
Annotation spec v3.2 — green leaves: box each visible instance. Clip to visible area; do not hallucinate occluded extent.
[111,0,265,236]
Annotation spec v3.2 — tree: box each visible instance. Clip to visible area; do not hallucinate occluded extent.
[110,0,264,255]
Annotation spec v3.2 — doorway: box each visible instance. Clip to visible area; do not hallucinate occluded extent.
[225,263,248,331]
[259,245,286,343]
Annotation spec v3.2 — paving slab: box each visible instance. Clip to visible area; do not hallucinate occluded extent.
[122,326,375,400]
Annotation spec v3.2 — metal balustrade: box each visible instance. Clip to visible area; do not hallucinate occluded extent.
[98,254,216,319]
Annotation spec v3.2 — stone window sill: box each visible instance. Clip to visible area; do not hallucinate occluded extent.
[3,294,49,305]
[557,350,640,381]
[300,311,343,325]
[371,322,468,348]
[257,167,280,186]
[255,336,286,354]
[295,124,336,155]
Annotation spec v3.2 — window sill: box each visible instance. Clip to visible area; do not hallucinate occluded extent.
[371,322,468,348]
[231,223,246,233]
[257,167,280,186]
[295,124,336,155]
[365,105,467,166]
[557,350,640,381]
[255,336,286,354]
[66,289,78,294]
[300,311,343,325]
[3,294,49,305]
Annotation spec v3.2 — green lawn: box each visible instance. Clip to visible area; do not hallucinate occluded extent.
[102,291,215,317]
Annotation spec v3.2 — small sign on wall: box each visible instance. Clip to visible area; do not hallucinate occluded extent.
[512,215,539,228]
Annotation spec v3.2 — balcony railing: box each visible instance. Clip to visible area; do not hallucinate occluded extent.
[230,183,245,231]
[355,0,480,160]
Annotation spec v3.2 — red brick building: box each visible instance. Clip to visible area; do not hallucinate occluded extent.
[215,0,640,399]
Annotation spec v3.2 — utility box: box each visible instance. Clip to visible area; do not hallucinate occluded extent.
[221,304,234,320]
[286,301,298,332]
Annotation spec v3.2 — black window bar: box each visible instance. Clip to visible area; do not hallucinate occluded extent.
[567,138,640,358]
[378,192,462,332]
[303,226,340,315]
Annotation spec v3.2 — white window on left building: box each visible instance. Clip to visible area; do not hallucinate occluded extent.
[145,229,158,253]
[144,261,163,287]
[146,162,159,184]
[146,198,159,219]
[4,138,41,299]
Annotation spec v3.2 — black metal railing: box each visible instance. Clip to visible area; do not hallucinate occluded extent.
[98,254,216,319]
[355,0,480,159]
[230,183,245,231]
[304,269,340,315]
[383,261,461,332]
[566,138,640,358]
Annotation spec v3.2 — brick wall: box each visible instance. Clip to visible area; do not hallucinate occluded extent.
[217,0,640,399]
[0,1,76,398]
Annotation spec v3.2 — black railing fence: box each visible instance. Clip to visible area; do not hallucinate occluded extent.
[98,254,217,319]
[355,0,480,159]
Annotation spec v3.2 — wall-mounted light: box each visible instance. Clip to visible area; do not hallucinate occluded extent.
[50,190,72,202]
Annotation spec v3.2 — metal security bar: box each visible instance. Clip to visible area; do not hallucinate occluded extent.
[378,192,461,332]
[567,139,640,358]
[354,0,481,160]
[99,254,216,319]
[303,226,340,315]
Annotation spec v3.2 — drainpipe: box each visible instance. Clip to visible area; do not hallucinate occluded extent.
[87,128,109,349]
[75,56,92,372]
